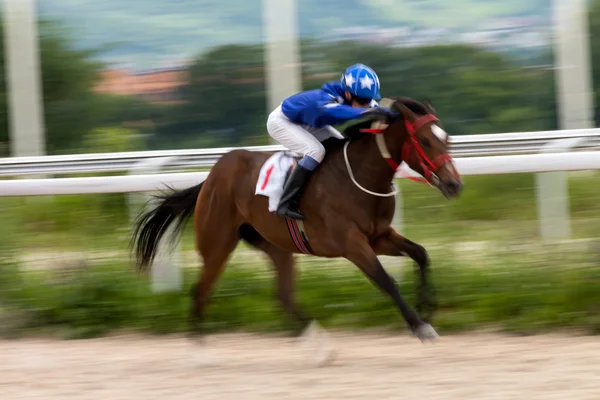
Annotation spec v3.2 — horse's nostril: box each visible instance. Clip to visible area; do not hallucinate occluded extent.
[447,180,463,195]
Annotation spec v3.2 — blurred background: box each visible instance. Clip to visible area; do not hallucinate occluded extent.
[0,0,599,340]
[1,0,564,155]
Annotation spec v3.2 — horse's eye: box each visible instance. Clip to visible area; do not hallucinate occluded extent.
[420,138,431,148]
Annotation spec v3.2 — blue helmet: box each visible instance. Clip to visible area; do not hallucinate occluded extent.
[340,63,381,101]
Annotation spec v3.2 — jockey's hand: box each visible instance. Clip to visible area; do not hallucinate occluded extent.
[361,107,394,121]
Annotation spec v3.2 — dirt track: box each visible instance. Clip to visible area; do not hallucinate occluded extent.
[1,332,599,400]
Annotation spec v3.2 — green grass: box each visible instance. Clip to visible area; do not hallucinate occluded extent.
[1,171,600,278]
[1,241,599,340]
[1,171,599,339]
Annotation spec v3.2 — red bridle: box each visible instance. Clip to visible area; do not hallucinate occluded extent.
[360,114,453,184]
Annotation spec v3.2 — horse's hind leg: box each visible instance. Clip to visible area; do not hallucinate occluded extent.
[189,189,241,343]
[185,213,239,367]
[189,240,236,336]
[239,224,335,366]
[269,250,311,334]
[239,224,310,332]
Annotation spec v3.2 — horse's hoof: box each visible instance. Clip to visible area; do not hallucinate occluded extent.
[300,320,336,367]
[414,323,439,342]
[314,347,336,367]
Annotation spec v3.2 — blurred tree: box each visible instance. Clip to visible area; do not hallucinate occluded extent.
[0,18,8,155]
[155,40,338,149]
[160,39,557,149]
[321,41,556,135]
[0,19,102,154]
[588,0,600,124]
[0,16,561,155]
[0,19,155,156]
[81,126,143,153]
[159,44,268,147]
[38,20,107,152]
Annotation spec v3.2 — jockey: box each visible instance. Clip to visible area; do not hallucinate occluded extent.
[267,63,388,220]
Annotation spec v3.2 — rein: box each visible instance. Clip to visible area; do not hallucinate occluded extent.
[342,140,399,197]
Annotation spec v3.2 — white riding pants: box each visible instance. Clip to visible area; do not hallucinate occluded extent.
[266,104,344,163]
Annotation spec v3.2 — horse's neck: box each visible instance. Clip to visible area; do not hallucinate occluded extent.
[338,134,399,193]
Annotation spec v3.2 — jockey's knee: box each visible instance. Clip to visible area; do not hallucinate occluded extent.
[306,145,325,163]
[300,147,324,171]
[266,115,277,138]
[298,155,320,171]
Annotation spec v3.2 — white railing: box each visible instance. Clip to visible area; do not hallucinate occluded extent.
[1,152,600,196]
[1,128,600,176]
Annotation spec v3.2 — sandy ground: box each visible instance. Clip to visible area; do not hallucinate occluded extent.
[1,331,599,400]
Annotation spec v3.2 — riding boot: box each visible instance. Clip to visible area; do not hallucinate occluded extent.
[276,164,313,220]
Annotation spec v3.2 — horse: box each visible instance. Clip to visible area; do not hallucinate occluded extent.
[131,97,463,363]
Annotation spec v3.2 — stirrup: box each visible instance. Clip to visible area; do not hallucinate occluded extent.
[276,193,304,219]
[276,198,305,220]
[277,206,305,220]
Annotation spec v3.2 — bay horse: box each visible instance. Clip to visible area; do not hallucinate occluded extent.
[131,97,463,361]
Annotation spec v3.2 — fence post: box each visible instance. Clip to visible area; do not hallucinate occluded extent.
[536,138,588,242]
[548,0,594,242]
[2,0,46,158]
[262,0,301,113]
[128,157,182,292]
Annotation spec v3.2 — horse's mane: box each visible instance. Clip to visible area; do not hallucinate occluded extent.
[322,97,429,153]
[388,97,429,116]
[322,120,371,153]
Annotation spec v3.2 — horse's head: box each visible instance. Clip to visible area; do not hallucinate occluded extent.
[363,97,463,199]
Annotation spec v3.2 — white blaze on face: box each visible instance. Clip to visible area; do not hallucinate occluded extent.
[431,125,448,142]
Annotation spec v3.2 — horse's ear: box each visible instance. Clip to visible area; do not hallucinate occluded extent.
[423,98,436,115]
[396,102,417,123]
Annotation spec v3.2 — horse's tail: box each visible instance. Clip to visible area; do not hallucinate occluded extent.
[131,181,204,272]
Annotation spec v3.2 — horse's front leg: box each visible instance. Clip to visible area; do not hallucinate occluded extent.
[370,227,437,323]
[344,229,438,342]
